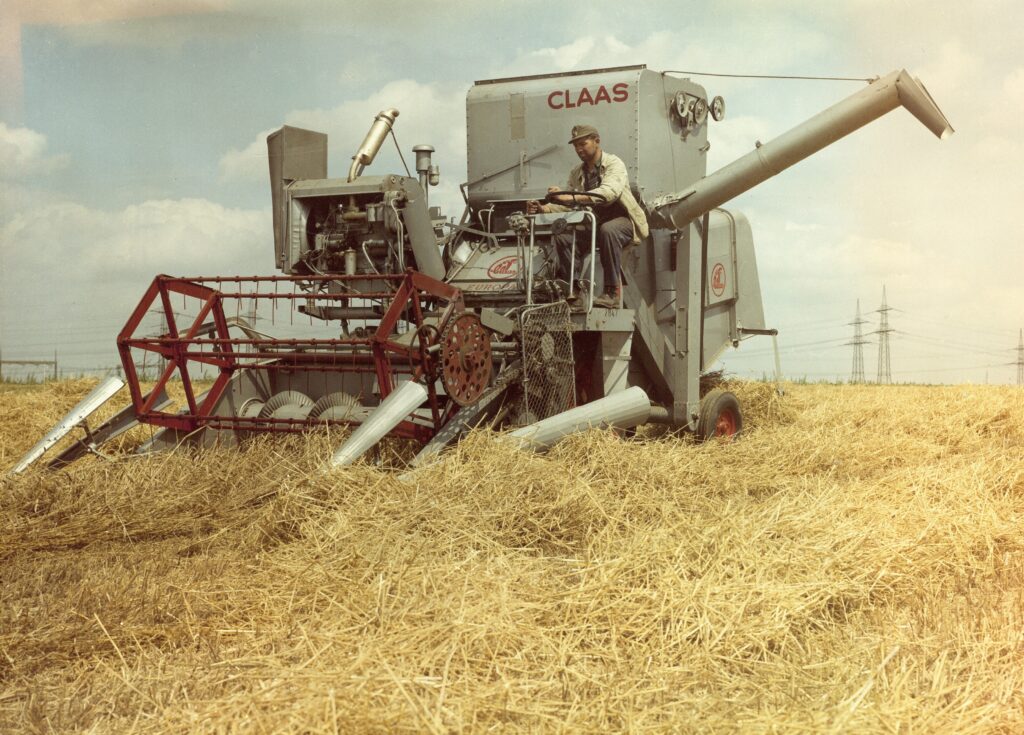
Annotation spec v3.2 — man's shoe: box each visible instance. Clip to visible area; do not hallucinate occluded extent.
[594,285,623,309]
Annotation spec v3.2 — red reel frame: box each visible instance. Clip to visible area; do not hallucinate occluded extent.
[117,270,472,441]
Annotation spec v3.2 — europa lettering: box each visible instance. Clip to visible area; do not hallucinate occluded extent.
[547,83,629,110]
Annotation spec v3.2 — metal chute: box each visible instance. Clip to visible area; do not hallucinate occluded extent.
[328,381,429,468]
[9,377,127,474]
[507,386,652,452]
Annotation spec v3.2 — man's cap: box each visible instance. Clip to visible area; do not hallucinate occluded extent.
[568,124,599,144]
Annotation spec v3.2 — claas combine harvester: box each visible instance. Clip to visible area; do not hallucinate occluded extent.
[11,65,952,474]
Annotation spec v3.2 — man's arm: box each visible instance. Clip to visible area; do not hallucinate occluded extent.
[527,167,584,213]
[587,154,629,203]
[528,184,572,214]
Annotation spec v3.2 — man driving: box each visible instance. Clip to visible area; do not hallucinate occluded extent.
[527,124,649,308]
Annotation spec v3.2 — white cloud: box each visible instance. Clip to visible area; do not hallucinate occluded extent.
[0,196,273,368]
[1002,67,1024,102]
[504,26,828,85]
[221,79,466,182]
[27,0,473,48]
[219,79,469,219]
[831,234,931,281]
[915,40,981,95]
[218,126,278,183]
[784,220,822,232]
[706,115,773,171]
[518,36,634,72]
[0,122,68,178]
[2,197,270,282]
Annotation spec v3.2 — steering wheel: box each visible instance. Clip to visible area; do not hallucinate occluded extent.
[544,190,608,208]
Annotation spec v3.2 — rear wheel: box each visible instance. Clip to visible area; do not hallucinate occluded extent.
[696,389,742,441]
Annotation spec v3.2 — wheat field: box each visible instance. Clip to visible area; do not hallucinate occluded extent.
[1,379,1022,733]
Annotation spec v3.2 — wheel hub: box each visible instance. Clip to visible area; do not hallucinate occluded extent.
[715,408,738,437]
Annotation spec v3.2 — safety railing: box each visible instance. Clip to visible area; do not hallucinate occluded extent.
[526,210,598,310]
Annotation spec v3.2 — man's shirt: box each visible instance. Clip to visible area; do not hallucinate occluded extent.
[547,150,650,243]
[582,155,629,224]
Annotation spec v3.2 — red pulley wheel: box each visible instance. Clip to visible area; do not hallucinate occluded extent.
[440,313,492,406]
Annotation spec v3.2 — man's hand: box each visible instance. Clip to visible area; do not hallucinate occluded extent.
[526,199,544,214]
[545,185,568,206]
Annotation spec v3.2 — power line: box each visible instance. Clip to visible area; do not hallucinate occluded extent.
[891,362,1012,375]
[893,309,1019,340]
[663,70,874,83]
[735,336,848,356]
[896,333,1013,359]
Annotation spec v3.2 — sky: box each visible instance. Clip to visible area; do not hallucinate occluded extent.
[0,0,1022,385]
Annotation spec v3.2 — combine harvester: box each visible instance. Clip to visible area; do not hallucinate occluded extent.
[11,66,952,474]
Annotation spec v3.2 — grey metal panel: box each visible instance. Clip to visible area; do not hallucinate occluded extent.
[509,93,526,140]
[705,212,738,306]
[698,210,764,369]
[635,71,708,204]
[267,126,327,269]
[673,225,702,428]
[449,245,539,295]
[466,68,711,209]
[727,211,765,332]
[622,278,673,403]
[288,175,394,198]
[466,68,646,205]
[600,332,633,395]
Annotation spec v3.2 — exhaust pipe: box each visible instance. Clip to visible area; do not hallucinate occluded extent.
[507,386,652,452]
[327,380,427,467]
[348,108,400,182]
[650,69,954,229]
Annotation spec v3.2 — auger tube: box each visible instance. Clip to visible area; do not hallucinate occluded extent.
[328,380,428,468]
[649,69,953,229]
[507,386,652,452]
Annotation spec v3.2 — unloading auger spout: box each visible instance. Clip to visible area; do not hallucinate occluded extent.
[648,69,954,230]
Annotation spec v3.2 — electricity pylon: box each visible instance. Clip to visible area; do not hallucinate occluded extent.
[875,286,893,384]
[1017,329,1023,386]
[848,299,868,383]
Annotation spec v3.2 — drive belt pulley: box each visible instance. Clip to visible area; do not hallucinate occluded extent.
[440,312,492,406]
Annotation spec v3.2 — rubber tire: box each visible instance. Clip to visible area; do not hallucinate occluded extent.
[696,389,743,442]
